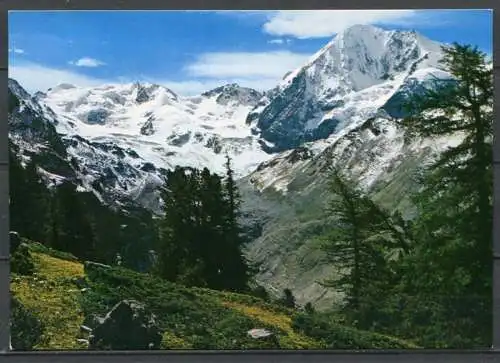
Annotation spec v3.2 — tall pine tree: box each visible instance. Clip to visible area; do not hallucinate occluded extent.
[320,168,409,327]
[397,43,493,347]
[221,154,250,291]
[157,167,192,283]
[9,151,51,244]
[51,182,96,260]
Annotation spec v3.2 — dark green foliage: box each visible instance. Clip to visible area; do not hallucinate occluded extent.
[222,154,252,290]
[280,288,296,309]
[9,144,159,271]
[250,285,270,302]
[10,244,35,276]
[368,292,488,348]
[79,261,415,350]
[49,181,96,260]
[291,313,415,349]
[81,195,159,271]
[318,43,493,348]
[393,43,493,347]
[10,296,45,350]
[304,302,315,314]
[319,168,408,327]
[9,151,52,245]
[156,159,251,292]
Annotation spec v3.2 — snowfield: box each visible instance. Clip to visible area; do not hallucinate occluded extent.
[40,82,272,178]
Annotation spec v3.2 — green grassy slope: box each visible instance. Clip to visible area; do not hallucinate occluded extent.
[10,242,418,350]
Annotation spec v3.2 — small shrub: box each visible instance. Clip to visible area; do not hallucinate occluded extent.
[280,289,296,309]
[10,296,45,350]
[304,302,315,314]
[11,245,35,276]
[250,286,270,301]
[160,331,192,349]
[291,312,417,349]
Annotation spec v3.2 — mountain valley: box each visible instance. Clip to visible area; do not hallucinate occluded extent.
[9,24,464,309]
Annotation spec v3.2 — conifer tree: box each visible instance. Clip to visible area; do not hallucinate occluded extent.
[9,149,28,236]
[221,154,250,291]
[199,167,225,288]
[281,288,296,308]
[304,302,315,314]
[25,161,52,243]
[157,167,190,281]
[398,43,493,346]
[53,182,96,260]
[224,154,240,225]
[46,189,62,251]
[9,153,46,243]
[321,168,378,311]
[156,163,251,292]
[320,168,407,326]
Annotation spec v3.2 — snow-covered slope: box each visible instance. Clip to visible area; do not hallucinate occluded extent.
[247,24,448,152]
[39,82,270,177]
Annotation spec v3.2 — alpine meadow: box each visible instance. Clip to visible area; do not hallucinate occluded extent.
[7,11,494,350]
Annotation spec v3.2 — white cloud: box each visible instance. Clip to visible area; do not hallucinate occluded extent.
[263,10,419,38]
[8,48,25,54]
[269,38,284,44]
[268,38,293,45]
[70,57,106,67]
[178,51,310,94]
[8,61,285,97]
[8,62,108,93]
[184,51,310,79]
[214,10,274,19]
[9,49,312,97]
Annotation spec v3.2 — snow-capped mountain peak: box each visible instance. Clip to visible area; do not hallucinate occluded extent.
[248,25,448,152]
[201,83,263,106]
[282,24,443,92]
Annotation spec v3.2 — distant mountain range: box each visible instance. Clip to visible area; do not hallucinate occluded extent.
[8,24,461,308]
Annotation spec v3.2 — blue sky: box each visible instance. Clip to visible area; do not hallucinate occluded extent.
[8,10,493,95]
